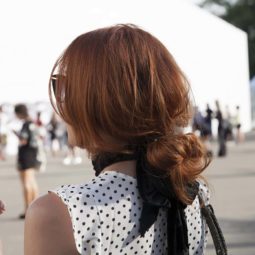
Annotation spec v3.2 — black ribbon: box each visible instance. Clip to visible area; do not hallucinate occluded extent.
[92,147,199,255]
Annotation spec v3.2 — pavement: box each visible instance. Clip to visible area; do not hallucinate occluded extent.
[0,140,255,255]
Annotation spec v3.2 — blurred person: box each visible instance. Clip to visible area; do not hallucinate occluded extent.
[225,105,231,122]
[62,130,82,165]
[215,100,227,157]
[14,104,39,219]
[47,112,59,156]
[63,144,82,165]
[0,200,5,214]
[234,105,244,143]
[205,103,213,137]
[35,112,43,127]
[0,105,8,160]
[224,105,233,141]
[192,107,213,157]
[35,112,47,172]
[192,106,204,133]
[47,112,68,156]
[24,25,225,255]
[55,120,68,152]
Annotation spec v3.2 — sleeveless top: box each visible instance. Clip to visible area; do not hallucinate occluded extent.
[51,171,209,255]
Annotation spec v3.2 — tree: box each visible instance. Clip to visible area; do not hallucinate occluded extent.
[200,0,255,79]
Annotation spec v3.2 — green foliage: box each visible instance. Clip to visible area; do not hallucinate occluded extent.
[200,0,255,78]
[200,0,232,9]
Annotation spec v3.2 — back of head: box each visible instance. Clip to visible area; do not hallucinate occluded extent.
[14,104,28,118]
[50,24,209,204]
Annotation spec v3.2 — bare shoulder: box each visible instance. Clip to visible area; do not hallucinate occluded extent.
[25,193,67,226]
[24,193,79,255]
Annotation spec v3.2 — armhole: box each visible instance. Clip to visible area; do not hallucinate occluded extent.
[49,186,102,255]
[48,189,78,251]
[25,193,79,255]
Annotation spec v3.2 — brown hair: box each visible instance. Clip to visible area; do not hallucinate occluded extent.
[14,104,29,118]
[49,24,209,204]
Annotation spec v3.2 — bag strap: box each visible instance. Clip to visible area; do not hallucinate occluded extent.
[198,194,228,255]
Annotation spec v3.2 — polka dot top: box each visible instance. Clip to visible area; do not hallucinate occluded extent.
[51,171,210,255]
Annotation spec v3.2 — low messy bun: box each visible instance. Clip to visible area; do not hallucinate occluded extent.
[147,133,210,204]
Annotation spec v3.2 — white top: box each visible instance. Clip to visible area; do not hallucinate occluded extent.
[51,171,209,255]
[0,112,8,134]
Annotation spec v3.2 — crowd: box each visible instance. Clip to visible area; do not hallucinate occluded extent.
[0,101,243,163]
[192,100,244,158]
[0,99,243,220]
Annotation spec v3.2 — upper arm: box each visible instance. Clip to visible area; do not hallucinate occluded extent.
[24,193,79,255]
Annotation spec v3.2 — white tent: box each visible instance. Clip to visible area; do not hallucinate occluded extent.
[0,0,251,130]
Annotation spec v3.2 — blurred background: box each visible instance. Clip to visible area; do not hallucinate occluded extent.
[0,0,254,254]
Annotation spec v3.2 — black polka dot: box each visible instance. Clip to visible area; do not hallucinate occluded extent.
[53,172,208,255]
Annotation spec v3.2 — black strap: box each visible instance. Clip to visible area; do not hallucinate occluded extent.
[199,195,228,255]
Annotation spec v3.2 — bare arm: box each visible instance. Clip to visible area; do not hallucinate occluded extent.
[24,193,79,255]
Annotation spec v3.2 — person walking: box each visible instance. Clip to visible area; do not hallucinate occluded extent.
[205,103,213,137]
[223,105,233,141]
[234,105,244,143]
[215,100,227,157]
[192,106,213,157]
[47,112,59,156]
[14,104,39,219]
[34,111,47,172]
[25,25,218,255]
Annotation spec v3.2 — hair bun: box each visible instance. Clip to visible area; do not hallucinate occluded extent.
[146,133,210,204]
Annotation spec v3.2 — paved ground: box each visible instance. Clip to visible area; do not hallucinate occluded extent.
[0,141,255,255]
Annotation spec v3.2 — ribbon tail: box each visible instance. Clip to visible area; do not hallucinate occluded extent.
[167,206,189,255]
[139,203,159,237]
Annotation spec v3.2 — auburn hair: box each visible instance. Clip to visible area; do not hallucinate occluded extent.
[49,24,209,204]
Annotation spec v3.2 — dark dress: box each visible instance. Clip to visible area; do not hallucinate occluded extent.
[216,110,227,157]
[205,108,213,136]
[17,121,39,171]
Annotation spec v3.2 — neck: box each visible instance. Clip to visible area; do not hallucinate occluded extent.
[102,160,137,178]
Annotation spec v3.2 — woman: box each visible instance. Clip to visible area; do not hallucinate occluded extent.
[14,104,39,219]
[25,25,211,254]
[234,105,244,143]
[215,100,227,157]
